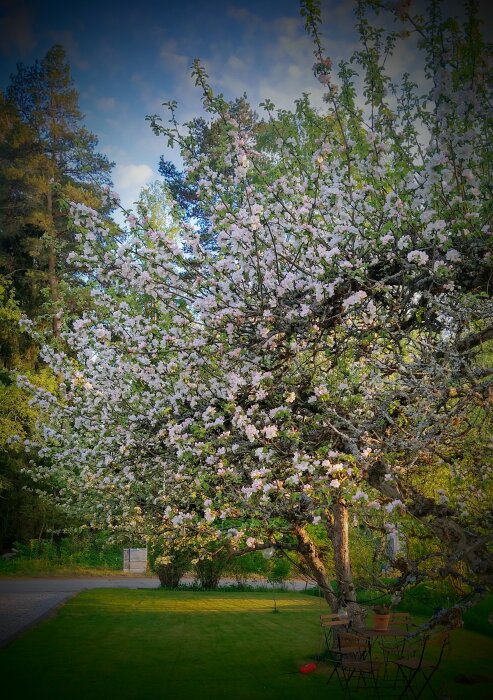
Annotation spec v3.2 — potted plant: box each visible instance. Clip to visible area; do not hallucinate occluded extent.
[373,604,391,631]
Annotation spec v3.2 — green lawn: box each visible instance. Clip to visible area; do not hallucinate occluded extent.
[1,589,493,700]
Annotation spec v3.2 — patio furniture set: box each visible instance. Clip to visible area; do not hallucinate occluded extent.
[319,610,451,699]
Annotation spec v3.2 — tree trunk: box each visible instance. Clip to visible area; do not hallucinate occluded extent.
[292,524,339,610]
[327,501,359,618]
[46,185,61,337]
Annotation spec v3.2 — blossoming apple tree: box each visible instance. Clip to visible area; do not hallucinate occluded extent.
[20,0,492,612]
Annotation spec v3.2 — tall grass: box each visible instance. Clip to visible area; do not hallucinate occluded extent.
[0,534,123,576]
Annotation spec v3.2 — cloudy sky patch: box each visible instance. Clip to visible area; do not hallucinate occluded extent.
[1,0,492,213]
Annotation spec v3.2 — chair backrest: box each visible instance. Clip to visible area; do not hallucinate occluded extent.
[412,629,450,668]
[427,629,449,646]
[337,631,369,654]
[320,614,348,628]
[320,614,349,651]
[390,612,412,629]
[426,629,450,663]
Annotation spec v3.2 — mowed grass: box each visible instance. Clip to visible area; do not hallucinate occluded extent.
[1,589,493,700]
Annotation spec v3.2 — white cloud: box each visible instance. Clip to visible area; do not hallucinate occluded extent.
[159,39,188,70]
[226,55,245,71]
[50,30,89,70]
[226,6,261,26]
[96,97,118,111]
[113,163,155,213]
[274,16,300,35]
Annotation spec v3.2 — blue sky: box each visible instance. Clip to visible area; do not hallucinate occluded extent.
[1,0,492,211]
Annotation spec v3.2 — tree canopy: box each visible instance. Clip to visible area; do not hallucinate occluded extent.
[18,1,493,615]
[0,44,114,550]
[0,44,113,333]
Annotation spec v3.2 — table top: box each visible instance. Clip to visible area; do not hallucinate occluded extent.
[357,626,409,637]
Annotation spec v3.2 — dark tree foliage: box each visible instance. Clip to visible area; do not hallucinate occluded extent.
[0,45,114,549]
[0,45,114,328]
[158,95,260,247]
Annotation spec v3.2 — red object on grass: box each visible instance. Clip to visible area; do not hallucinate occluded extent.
[299,662,317,674]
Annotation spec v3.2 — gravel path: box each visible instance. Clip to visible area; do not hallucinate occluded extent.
[0,577,159,648]
[0,591,73,647]
[0,576,310,648]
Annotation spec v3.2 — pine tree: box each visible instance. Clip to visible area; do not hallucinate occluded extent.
[0,46,114,548]
[0,44,114,334]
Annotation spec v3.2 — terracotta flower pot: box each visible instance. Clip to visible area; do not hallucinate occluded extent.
[374,613,391,631]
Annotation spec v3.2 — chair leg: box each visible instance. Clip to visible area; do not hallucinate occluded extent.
[398,666,444,700]
[362,671,382,700]
[336,666,356,700]
[334,666,348,698]
[387,663,401,690]
[337,668,382,700]
[413,667,441,700]
[397,665,420,700]
[326,664,337,685]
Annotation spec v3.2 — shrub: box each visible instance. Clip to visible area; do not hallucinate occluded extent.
[153,552,191,588]
[194,553,229,589]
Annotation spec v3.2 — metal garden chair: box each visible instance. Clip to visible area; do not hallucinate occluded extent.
[319,613,350,685]
[332,630,384,699]
[390,628,451,699]
[320,613,349,650]
[380,612,414,669]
